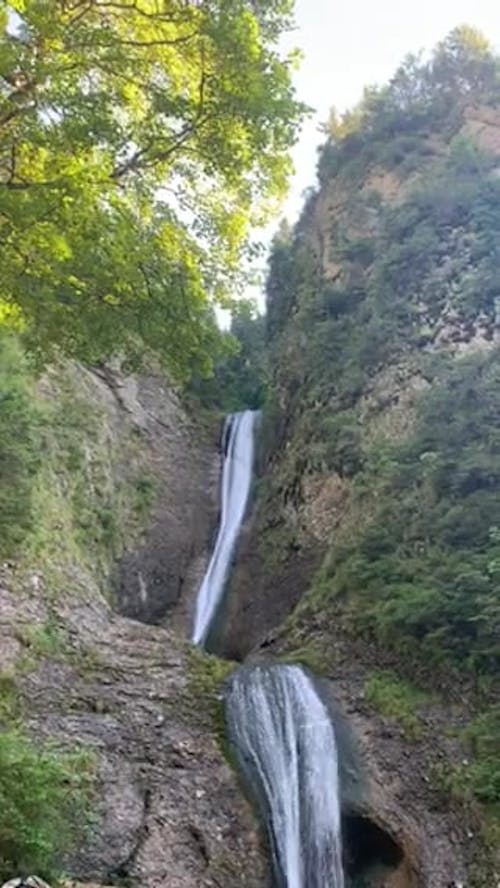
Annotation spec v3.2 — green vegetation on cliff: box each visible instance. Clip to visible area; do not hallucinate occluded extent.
[262,27,500,853]
[0,668,94,881]
[265,27,500,682]
[0,333,41,554]
[0,728,94,881]
[322,351,500,676]
[0,337,156,582]
[190,299,268,411]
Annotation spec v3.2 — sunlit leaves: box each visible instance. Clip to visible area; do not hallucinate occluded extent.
[0,0,306,376]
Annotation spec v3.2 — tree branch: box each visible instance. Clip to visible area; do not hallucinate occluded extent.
[70,31,198,49]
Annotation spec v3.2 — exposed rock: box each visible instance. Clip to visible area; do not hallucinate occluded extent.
[301,473,350,544]
[0,365,267,888]
[99,369,221,626]
[36,361,220,627]
[462,104,500,155]
[0,568,268,888]
[245,638,471,888]
[213,509,322,662]
[358,363,431,444]
[364,168,404,203]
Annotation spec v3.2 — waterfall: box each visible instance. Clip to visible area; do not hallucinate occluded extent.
[192,409,259,646]
[226,664,344,888]
[192,410,344,886]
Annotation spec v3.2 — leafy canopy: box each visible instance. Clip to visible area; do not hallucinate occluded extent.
[318,25,499,183]
[0,0,305,376]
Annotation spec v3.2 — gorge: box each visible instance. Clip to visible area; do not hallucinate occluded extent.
[1,15,500,888]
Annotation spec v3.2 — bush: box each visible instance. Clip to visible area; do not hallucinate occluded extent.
[463,708,500,803]
[0,334,41,556]
[0,729,94,881]
[320,351,500,677]
[364,670,428,738]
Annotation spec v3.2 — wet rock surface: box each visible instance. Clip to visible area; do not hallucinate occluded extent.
[106,372,221,626]
[249,634,474,888]
[213,513,322,661]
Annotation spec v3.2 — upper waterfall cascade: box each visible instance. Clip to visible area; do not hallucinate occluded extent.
[192,409,259,646]
[226,664,344,888]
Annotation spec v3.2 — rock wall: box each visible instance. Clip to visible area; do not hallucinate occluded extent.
[105,369,221,628]
[0,363,268,888]
[0,572,268,888]
[221,102,500,659]
[214,74,500,887]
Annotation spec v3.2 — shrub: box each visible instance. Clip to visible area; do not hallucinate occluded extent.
[364,670,428,738]
[0,729,94,881]
[463,708,500,804]
[0,334,41,556]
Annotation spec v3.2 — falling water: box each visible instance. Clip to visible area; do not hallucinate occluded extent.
[192,410,344,884]
[192,409,259,646]
[226,664,344,888]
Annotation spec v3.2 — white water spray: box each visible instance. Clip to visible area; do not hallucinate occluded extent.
[226,664,344,888]
[192,409,259,646]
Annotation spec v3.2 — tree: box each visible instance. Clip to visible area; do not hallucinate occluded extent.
[314,25,498,175]
[265,218,295,338]
[189,297,267,410]
[0,0,306,377]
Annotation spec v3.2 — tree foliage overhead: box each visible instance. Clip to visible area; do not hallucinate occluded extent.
[0,0,305,376]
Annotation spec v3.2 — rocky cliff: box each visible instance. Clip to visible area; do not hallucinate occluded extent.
[218,30,500,887]
[3,27,500,888]
[0,361,268,887]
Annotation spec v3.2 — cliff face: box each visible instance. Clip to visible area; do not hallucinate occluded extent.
[0,361,268,887]
[219,34,500,887]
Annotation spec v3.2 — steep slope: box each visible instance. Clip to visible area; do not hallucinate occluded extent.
[220,28,500,886]
[0,358,267,886]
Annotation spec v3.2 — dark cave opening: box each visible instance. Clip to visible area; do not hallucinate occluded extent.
[342,813,404,886]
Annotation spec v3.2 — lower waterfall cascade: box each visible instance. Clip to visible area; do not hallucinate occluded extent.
[226,664,344,888]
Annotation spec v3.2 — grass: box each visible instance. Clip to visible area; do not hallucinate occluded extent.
[16,620,67,660]
[0,332,43,558]
[0,670,22,726]
[0,657,97,880]
[186,647,236,744]
[132,474,158,519]
[278,640,332,675]
[364,670,429,739]
[19,361,160,598]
